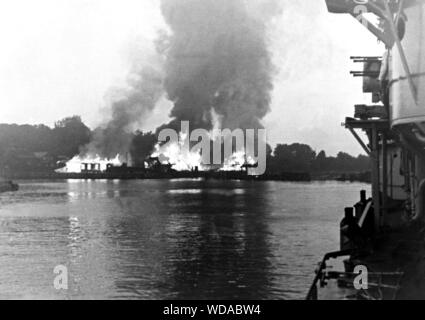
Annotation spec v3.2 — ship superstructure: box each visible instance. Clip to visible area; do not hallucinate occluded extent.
[307,0,425,300]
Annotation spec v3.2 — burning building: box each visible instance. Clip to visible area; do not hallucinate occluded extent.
[62,0,280,176]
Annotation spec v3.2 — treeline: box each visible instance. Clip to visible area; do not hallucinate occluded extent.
[0,117,157,173]
[0,116,91,159]
[0,116,91,172]
[0,117,370,174]
[267,143,370,174]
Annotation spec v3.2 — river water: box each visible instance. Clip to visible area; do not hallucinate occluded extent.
[0,179,369,300]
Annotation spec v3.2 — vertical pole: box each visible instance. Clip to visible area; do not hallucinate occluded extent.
[383,0,417,104]
[382,132,388,227]
[371,125,381,233]
[416,155,425,222]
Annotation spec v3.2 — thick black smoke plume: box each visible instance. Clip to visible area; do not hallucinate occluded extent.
[83,0,279,161]
[158,0,280,133]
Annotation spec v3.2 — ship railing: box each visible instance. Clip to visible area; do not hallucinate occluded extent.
[306,249,353,300]
[306,248,405,300]
[326,271,404,300]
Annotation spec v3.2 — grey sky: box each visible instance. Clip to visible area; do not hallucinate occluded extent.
[0,0,382,156]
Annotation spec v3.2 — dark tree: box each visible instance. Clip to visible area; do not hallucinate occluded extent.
[53,116,91,158]
[271,143,317,173]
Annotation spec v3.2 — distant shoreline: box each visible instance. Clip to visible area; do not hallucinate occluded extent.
[2,171,371,184]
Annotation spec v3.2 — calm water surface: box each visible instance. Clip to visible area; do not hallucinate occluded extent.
[0,179,369,299]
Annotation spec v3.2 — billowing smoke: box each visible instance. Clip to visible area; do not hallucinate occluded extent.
[158,0,281,133]
[83,49,164,159]
[82,0,280,162]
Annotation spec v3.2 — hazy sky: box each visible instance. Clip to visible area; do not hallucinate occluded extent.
[0,0,383,156]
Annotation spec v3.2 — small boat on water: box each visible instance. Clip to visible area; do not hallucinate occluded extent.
[0,180,19,193]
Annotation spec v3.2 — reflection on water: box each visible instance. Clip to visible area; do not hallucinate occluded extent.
[0,179,369,299]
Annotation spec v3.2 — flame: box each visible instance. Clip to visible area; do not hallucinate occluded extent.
[220,151,246,172]
[220,151,256,172]
[152,141,205,172]
[57,154,121,173]
[153,140,254,172]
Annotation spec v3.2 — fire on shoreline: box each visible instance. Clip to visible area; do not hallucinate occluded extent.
[153,143,254,172]
[152,143,205,172]
[59,144,254,174]
[57,154,121,173]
